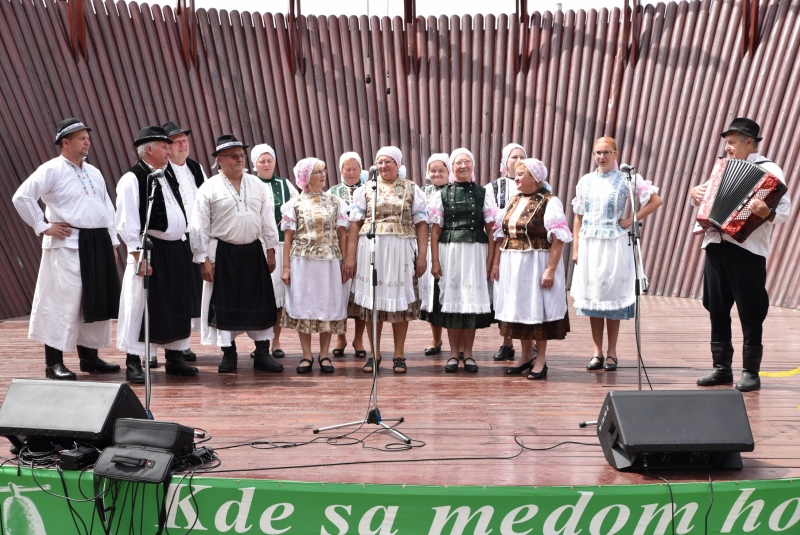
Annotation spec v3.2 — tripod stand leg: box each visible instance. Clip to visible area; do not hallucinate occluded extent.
[313,420,367,434]
[377,420,411,444]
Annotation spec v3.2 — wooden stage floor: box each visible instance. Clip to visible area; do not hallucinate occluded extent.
[1,296,798,488]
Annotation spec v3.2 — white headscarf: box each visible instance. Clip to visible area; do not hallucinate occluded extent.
[250,144,276,166]
[500,143,526,176]
[449,148,476,183]
[339,152,366,184]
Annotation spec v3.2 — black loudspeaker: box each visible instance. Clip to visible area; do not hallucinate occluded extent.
[0,379,147,449]
[597,390,754,471]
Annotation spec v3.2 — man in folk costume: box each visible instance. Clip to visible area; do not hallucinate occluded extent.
[690,118,791,391]
[162,120,207,366]
[12,118,121,379]
[190,135,283,374]
[116,126,198,382]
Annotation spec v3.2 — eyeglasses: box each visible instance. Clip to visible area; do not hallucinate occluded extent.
[593,151,616,156]
[220,154,246,161]
[311,169,327,175]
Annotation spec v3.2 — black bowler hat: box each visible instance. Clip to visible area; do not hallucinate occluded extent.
[132,126,174,147]
[162,120,192,138]
[55,118,92,145]
[721,117,763,142]
[211,134,248,157]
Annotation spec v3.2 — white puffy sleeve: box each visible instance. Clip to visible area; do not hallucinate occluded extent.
[411,184,429,225]
[335,197,350,229]
[634,174,659,206]
[349,184,367,222]
[260,185,280,250]
[189,181,212,263]
[280,197,298,231]
[287,180,300,199]
[544,197,573,243]
[492,205,508,240]
[12,164,57,236]
[428,190,444,226]
[483,190,498,223]
[115,172,142,250]
[571,176,586,215]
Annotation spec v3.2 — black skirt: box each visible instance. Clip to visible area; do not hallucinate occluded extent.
[183,236,202,318]
[138,236,194,344]
[77,228,120,323]
[209,239,277,331]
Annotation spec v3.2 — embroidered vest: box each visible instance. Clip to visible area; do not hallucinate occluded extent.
[439,182,488,244]
[129,160,185,233]
[261,176,292,242]
[289,192,343,260]
[501,191,552,251]
[492,178,511,209]
[358,177,416,238]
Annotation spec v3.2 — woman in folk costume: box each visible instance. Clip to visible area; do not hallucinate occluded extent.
[571,137,662,372]
[250,144,299,361]
[427,148,497,373]
[491,159,572,381]
[342,146,429,373]
[486,143,526,363]
[328,151,368,359]
[280,158,350,374]
[417,153,452,356]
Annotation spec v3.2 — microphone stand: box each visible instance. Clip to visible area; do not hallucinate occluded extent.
[623,166,649,392]
[313,168,410,444]
[134,174,159,420]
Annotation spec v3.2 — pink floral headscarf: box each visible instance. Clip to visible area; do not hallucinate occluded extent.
[293,157,323,191]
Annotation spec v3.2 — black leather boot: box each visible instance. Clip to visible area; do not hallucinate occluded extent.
[142,355,159,369]
[165,349,199,376]
[697,341,734,386]
[125,354,146,384]
[77,345,121,373]
[218,342,238,373]
[736,345,762,392]
[181,349,197,362]
[45,345,76,380]
[253,340,283,372]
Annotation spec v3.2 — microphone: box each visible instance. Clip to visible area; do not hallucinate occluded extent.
[148,169,164,180]
[619,163,636,173]
[369,165,378,180]
[366,54,372,84]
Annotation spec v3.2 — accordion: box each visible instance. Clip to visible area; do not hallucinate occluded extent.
[695,158,787,243]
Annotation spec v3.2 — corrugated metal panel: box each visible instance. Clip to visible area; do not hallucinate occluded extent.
[1,0,798,320]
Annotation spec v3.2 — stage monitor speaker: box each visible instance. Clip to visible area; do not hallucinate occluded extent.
[0,379,147,450]
[597,390,754,471]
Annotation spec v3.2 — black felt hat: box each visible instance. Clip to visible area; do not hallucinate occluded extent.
[55,118,92,145]
[721,117,763,142]
[161,120,192,138]
[211,134,248,157]
[132,126,174,147]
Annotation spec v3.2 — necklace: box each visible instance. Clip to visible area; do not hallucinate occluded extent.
[68,160,97,196]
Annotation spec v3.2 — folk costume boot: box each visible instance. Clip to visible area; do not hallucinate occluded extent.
[45,345,75,380]
[77,345,120,373]
[125,354,146,384]
[218,342,238,373]
[697,341,734,386]
[165,349,199,376]
[736,345,763,392]
[253,340,283,372]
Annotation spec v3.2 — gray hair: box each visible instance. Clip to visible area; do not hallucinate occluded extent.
[739,134,759,150]
[137,141,158,159]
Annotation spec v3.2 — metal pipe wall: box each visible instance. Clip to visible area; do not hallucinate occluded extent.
[0,0,798,319]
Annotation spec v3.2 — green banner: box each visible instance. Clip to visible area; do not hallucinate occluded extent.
[1,466,799,534]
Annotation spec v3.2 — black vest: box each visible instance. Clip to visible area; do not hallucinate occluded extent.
[165,158,206,190]
[439,182,489,244]
[129,160,186,233]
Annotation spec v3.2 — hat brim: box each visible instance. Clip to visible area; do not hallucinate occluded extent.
[55,125,92,145]
[166,128,192,138]
[212,144,249,157]
[133,135,174,147]
[720,128,762,142]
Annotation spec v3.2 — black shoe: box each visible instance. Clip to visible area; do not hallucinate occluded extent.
[363,357,380,373]
[736,344,763,391]
[142,356,159,369]
[125,354,146,384]
[77,346,120,373]
[165,350,199,376]
[735,372,761,391]
[318,355,335,373]
[254,340,283,372]
[425,342,442,356]
[445,357,459,372]
[272,349,286,359]
[603,356,618,372]
[463,357,478,373]
[181,349,197,362]
[697,368,734,386]
[218,345,238,373]
[527,364,548,380]
[493,345,515,361]
[46,362,76,380]
[586,356,604,370]
[507,359,534,375]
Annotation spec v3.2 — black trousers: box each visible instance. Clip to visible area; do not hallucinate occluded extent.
[702,241,769,346]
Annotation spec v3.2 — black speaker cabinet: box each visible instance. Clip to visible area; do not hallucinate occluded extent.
[597,390,754,471]
[0,379,147,449]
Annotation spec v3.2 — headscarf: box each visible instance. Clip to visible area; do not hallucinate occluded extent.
[518,158,552,192]
[375,146,402,168]
[500,143,527,176]
[293,157,323,192]
[339,151,364,185]
[250,144,276,167]
[449,148,476,183]
[426,153,452,181]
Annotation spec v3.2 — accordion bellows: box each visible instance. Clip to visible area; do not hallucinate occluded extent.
[695,158,788,243]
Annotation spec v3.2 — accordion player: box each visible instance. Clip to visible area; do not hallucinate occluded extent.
[694,157,788,243]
